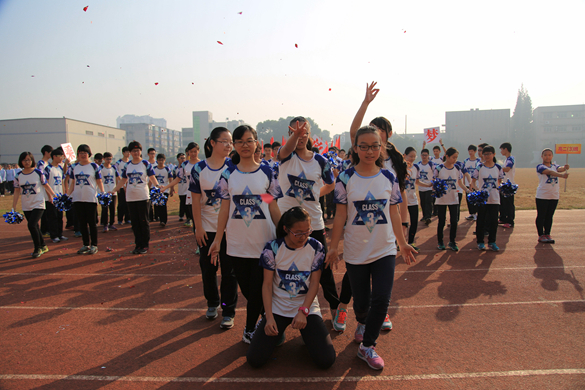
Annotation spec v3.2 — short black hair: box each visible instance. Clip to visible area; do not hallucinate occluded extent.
[478,143,488,149]
[18,151,35,168]
[77,144,92,157]
[176,152,185,159]
[432,145,441,151]
[94,153,103,160]
[499,142,512,152]
[468,145,477,151]
[264,143,272,149]
[157,153,166,160]
[51,147,64,158]
[103,152,113,158]
[128,140,142,151]
[122,146,129,153]
[421,148,430,155]
[147,148,156,154]
[272,141,281,148]
[41,145,53,155]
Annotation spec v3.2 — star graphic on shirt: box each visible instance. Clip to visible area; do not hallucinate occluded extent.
[352,191,388,233]
[103,175,115,185]
[21,181,37,197]
[127,170,144,186]
[155,174,165,185]
[419,171,429,181]
[53,176,62,186]
[277,262,310,298]
[444,177,457,190]
[285,171,315,204]
[405,178,415,190]
[546,175,559,186]
[482,175,498,190]
[232,186,265,227]
[75,172,90,187]
[204,182,221,212]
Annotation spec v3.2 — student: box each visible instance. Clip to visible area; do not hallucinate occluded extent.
[209,125,282,344]
[326,126,416,370]
[339,149,346,160]
[499,142,516,228]
[100,152,119,232]
[263,143,276,168]
[247,207,336,369]
[430,144,445,165]
[113,147,131,225]
[464,145,481,220]
[38,145,53,237]
[153,153,172,227]
[415,149,434,225]
[110,141,160,254]
[189,127,238,329]
[147,148,157,222]
[12,152,56,258]
[173,152,186,221]
[0,164,6,196]
[433,147,468,251]
[254,144,263,164]
[477,143,488,163]
[67,144,104,255]
[471,145,504,251]
[44,148,68,242]
[535,148,569,244]
[167,143,200,228]
[403,147,420,250]
[277,116,341,320]
[6,164,16,194]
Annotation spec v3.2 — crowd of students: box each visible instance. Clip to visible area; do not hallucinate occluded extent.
[7,82,571,371]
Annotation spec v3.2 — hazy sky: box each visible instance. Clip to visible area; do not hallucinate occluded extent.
[1,0,583,137]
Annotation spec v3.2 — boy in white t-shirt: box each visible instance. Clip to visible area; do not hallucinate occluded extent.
[415,149,434,224]
[44,148,68,242]
[499,142,516,228]
[100,152,119,232]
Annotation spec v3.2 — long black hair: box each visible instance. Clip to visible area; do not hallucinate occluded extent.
[204,127,230,159]
[276,206,311,239]
[369,117,407,191]
[350,126,384,168]
[231,125,257,165]
[288,116,314,151]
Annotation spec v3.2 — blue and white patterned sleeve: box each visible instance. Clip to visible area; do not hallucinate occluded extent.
[333,171,349,204]
[310,239,325,272]
[259,241,277,270]
[216,167,232,200]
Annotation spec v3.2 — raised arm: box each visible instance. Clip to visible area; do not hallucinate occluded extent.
[349,81,379,144]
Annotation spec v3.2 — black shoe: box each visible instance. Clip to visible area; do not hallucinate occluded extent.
[137,247,148,254]
[132,247,140,254]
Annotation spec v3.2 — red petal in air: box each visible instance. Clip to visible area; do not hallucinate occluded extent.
[295,44,298,48]
[217,41,223,45]
[329,88,331,91]
[260,194,274,204]
[83,6,88,12]
[155,82,159,85]
[238,12,242,14]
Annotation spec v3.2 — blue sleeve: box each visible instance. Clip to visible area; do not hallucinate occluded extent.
[309,238,325,272]
[216,166,234,200]
[144,161,155,176]
[261,165,283,199]
[333,169,352,204]
[92,163,102,179]
[382,169,402,205]
[506,156,515,168]
[259,240,280,270]
[315,154,334,185]
[188,163,203,194]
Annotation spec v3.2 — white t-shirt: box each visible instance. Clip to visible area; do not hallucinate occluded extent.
[121,160,155,202]
[536,164,561,200]
[277,152,334,231]
[217,164,283,258]
[405,165,419,206]
[44,164,64,201]
[153,166,173,194]
[189,159,233,232]
[431,156,443,166]
[101,166,119,194]
[463,158,481,186]
[260,237,325,318]
[14,169,47,211]
[177,161,197,196]
[415,161,434,192]
[433,164,463,205]
[471,163,504,205]
[503,156,516,185]
[69,162,102,203]
[334,167,402,265]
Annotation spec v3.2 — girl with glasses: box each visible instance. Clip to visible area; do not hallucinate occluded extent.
[247,207,336,369]
[209,125,283,344]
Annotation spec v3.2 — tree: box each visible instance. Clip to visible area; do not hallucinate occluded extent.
[511,84,534,165]
[256,117,330,144]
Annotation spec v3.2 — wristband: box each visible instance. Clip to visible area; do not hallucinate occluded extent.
[299,307,309,317]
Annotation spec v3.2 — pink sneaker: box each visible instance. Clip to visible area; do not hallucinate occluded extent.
[502,223,512,228]
[108,225,118,231]
[358,343,384,370]
[538,235,547,243]
[354,323,365,343]
[546,235,555,244]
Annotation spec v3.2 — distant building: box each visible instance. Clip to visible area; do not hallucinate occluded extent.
[532,104,585,149]
[445,109,511,147]
[120,123,182,157]
[0,118,126,163]
[117,114,167,128]
[185,111,244,151]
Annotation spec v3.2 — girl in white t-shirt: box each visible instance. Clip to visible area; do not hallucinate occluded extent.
[433,147,469,252]
[209,125,283,344]
[535,148,569,244]
[189,127,238,329]
[403,147,420,250]
[12,152,56,258]
[277,116,340,321]
[326,126,416,371]
[67,144,104,255]
[471,145,504,251]
[247,207,336,369]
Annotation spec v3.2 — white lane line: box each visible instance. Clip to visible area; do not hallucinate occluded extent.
[2,265,584,278]
[2,300,583,312]
[0,369,584,383]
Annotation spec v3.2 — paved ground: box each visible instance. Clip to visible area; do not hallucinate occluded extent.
[1,210,584,389]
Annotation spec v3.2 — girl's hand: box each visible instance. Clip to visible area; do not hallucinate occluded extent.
[264,317,278,336]
[287,120,308,140]
[291,311,307,330]
[195,229,208,247]
[400,244,418,265]
[563,172,569,179]
[324,249,339,270]
[564,164,570,170]
[364,81,379,103]
[332,168,340,179]
[209,240,220,265]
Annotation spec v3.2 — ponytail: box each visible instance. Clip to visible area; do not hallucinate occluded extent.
[204,127,230,159]
[386,142,407,191]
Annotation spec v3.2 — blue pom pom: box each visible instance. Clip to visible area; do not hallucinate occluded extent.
[498,179,518,198]
[53,193,73,212]
[467,190,490,207]
[3,210,25,224]
[431,179,448,198]
[97,192,113,206]
[150,187,168,206]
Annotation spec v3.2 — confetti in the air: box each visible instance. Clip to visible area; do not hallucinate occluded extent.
[329,88,331,91]
[295,44,298,48]
[155,82,159,85]
[87,65,90,67]
[238,12,242,14]
[260,194,274,204]
[83,6,88,12]
[217,41,223,45]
